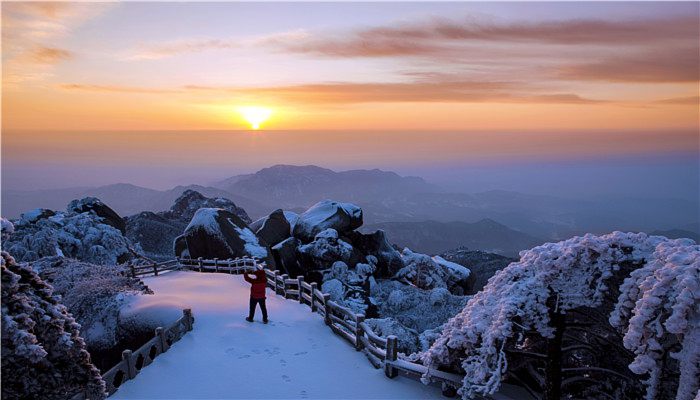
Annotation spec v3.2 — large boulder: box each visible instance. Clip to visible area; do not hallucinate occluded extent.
[293,200,363,243]
[164,189,251,224]
[125,212,185,260]
[250,209,291,247]
[271,237,303,277]
[175,208,268,260]
[439,247,515,294]
[68,197,126,234]
[394,248,473,295]
[126,190,251,259]
[344,230,404,277]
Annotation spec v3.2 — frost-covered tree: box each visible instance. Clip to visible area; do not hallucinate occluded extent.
[421,232,693,400]
[610,241,699,400]
[1,252,106,399]
[35,257,151,360]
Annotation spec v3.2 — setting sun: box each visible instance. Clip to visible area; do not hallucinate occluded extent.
[237,106,272,130]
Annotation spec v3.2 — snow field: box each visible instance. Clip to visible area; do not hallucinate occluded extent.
[112,271,445,399]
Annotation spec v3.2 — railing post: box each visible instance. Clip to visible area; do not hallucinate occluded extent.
[122,349,136,379]
[355,314,365,351]
[297,276,304,303]
[229,259,233,274]
[183,308,193,331]
[384,335,398,378]
[130,264,136,278]
[213,258,219,272]
[153,262,158,276]
[281,274,289,298]
[310,282,318,312]
[156,326,169,353]
[323,294,331,326]
[272,271,279,293]
[441,382,457,398]
[198,257,203,272]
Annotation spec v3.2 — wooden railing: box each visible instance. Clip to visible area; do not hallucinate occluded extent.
[72,309,194,399]
[128,259,180,278]
[177,257,462,396]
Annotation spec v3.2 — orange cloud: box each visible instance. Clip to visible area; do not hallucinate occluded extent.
[557,47,699,83]
[21,46,73,65]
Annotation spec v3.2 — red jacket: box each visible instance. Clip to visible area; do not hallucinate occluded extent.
[244,270,267,299]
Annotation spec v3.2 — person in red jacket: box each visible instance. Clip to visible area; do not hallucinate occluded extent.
[244,264,268,323]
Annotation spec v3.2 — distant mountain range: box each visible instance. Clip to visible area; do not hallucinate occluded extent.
[211,165,437,208]
[363,219,543,257]
[3,164,698,251]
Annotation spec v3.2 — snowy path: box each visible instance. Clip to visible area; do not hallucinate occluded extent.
[112,271,446,399]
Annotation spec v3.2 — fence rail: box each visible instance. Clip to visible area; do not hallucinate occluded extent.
[72,309,194,399]
[177,257,461,396]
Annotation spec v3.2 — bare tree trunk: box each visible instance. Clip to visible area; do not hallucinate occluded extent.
[544,292,565,400]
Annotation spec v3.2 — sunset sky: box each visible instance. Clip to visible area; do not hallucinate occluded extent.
[2,2,698,196]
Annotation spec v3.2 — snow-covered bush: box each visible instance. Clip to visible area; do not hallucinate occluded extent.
[1,217,14,241]
[365,317,421,354]
[372,280,468,334]
[610,241,699,400]
[5,210,133,265]
[1,252,106,399]
[35,257,150,352]
[395,248,472,295]
[422,232,680,399]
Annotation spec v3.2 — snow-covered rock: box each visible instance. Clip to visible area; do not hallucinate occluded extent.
[163,189,251,224]
[440,247,515,294]
[68,197,126,234]
[250,209,292,247]
[126,189,251,259]
[271,237,303,277]
[4,205,134,265]
[297,228,357,271]
[175,208,268,260]
[395,248,472,295]
[345,230,404,277]
[1,252,106,399]
[293,200,363,243]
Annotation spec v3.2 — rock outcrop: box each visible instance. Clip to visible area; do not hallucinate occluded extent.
[250,209,292,247]
[292,200,363,243]
[126,190,251,259]
[68,197,126,234]
[439,247,515,294]
[174,208,268,261]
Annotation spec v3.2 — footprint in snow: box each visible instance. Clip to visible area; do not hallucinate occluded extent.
[300,390,309,399]
[282,375,291,383]
[252,349,261,354]
[279,359,287,366]
[225,347,236,355]
[293,351,308,356]
[237,354,251,359]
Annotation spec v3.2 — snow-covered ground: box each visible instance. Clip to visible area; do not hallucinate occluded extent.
[112,271,447,399]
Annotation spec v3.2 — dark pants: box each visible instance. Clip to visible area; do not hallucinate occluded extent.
[248,298,268,321]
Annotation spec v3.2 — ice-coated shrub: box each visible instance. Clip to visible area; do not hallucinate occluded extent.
[1,252,106,399]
